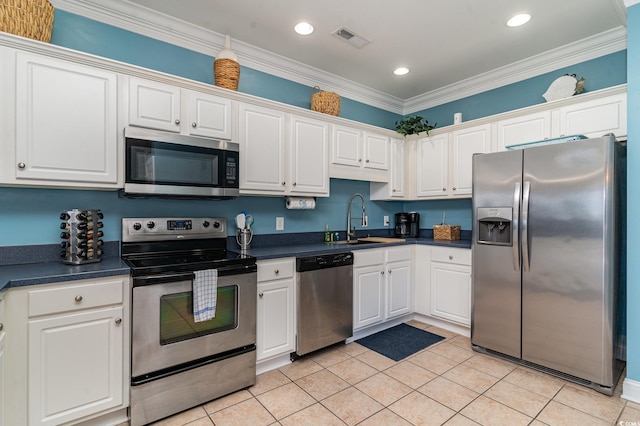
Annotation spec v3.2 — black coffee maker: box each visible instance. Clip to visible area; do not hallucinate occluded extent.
[395,212,420,238]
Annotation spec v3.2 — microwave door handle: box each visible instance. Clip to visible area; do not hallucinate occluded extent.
[134,272,195,286]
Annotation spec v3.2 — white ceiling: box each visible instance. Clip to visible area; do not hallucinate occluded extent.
[123,0,627,100]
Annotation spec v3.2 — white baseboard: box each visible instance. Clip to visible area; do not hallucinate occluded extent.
[411,313,471,338]
[256,353,291,375]
[623,378,640,403]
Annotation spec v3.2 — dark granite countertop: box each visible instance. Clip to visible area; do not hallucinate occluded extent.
[242,237,471,260]
[0,257,131,291]
[0,237,470,291]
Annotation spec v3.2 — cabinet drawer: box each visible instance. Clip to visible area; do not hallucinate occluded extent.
[431,248,471,265]
[28,278,125,317]
[353,249,384,267]
[257,258,294,282]
[386,246,412,263]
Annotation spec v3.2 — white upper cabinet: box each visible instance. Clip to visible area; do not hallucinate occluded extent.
[128,77,232,140]
[496,111,552,151]
[370,137,405,200]
[558,93,626,139]
[330,124,390,182]
[416,134,448,198]
[0,50,119,187]
[290,115,330,195]
[238,103,287,193]
[450,123,492,196]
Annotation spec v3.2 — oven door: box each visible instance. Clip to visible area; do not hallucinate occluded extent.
[131,268,256,380]
[123,127,239,198]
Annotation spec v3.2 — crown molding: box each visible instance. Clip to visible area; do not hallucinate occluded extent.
[625,0,640,7]
[51,0,627,116]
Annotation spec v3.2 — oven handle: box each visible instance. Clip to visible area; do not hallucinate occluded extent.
[134,272,195,286]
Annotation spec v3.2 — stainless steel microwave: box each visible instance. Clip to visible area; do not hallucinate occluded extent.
[122,127,239,199]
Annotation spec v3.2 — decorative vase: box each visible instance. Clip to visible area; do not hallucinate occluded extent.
[214,35,240,91]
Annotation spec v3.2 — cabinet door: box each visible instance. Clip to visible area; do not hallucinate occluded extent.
[430,262,471,325]
[353,265,384,330]
[239,103,286,193]
[332,125,361,167]
[390,138,405,197]
[128,77,181,132]
[496,111,551,151]
[363,132,389,170]
[187,91,232,139]
[15,53,118,185]
[416,134,448,198]
[257,279,295,361]
[451,124,492,196]
[290,115,329,195]
[386,260,412,318]
[28,307,124,426]
[559,93,627,139]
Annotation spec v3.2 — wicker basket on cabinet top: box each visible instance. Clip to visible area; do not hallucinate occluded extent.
[1,0,54,43]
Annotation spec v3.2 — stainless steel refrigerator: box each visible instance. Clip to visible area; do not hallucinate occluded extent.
[471,135,624,395]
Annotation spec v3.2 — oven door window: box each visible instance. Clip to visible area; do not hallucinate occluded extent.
[127,140,220,187]
[159,285,237,345]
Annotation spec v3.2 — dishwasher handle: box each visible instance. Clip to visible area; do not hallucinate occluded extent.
[296,252,354,272]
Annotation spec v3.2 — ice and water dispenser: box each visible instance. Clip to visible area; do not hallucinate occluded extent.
[476,207,513,245]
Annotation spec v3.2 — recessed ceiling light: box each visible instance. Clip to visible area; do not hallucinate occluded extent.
[394,67,409,76]
[507,13,531,27]
[294,22,314,35]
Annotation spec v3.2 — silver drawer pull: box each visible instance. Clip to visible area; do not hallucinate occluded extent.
[192,122,197,128]
[449,255,453,260]
[175,119,181,125]
[274,269,279,274]
[259,292,264,298]
[18,162,26,169]
[75,295,83,302]
[115,318,122,325]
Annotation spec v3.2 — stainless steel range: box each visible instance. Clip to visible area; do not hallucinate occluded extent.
[121,217,257,426]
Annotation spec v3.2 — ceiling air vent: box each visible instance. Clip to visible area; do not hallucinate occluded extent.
[332,26,371,49]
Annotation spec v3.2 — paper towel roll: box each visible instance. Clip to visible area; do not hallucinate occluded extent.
[286,197,316,210]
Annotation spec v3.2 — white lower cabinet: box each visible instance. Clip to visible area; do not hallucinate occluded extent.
[4,276,130,426]
[353,247,412,331]
[256,258,295,361]
[430,248,471,326]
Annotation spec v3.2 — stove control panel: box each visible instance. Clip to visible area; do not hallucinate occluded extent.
[122,217,226,242]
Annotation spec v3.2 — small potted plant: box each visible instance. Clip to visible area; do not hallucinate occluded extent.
[395,115,437,137]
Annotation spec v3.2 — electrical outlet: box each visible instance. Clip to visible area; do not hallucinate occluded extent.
[383,215,390,226]
[276,217,285,231]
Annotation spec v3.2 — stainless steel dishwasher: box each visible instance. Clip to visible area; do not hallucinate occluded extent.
[294,252,354,358]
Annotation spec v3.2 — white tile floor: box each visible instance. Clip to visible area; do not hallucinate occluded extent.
[137,321,636,426]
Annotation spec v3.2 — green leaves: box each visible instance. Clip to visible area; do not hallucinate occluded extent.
[394,116,437,137]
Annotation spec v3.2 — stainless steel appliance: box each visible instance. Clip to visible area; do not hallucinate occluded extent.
[121,217,257,426]
[122,127,239,199]
[294,252,354,357]
[395,212,419,238]
[471,135,625,395]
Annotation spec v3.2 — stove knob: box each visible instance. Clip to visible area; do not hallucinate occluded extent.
[213,221,221,229]
[133,222,142,231]
[147,221,156,229]
[203,220,210,228]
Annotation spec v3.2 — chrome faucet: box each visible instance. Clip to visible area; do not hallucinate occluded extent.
[346,193,368,243]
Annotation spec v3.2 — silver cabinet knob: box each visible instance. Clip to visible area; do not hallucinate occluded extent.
[282,182,286,186]
[74,295,83,302]
[388,269,392,274]
[18,162,26,169]
[358,158,362,162]
[293,182,297,186]
[366,159,370,163]
[392,189,397,192]
[192,122,197,128]
[453,187,457,190]
[442,188,446,191]
[449,255,453,260]
[175,119,181,125]
[0,323,3,332]
[259,292,264,298]
[381,271,385,275]
[274,269,279,274]
[115,318,122,325]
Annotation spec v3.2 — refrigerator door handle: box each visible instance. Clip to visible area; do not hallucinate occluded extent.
[522,181,531,272]
[512,182,521,271]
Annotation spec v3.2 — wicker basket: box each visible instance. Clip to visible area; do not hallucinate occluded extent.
[214,58,240,91]
[310,86,340,116]
[433,224,461,240]
[1,0,54,43]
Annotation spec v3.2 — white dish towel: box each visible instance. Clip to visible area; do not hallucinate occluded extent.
[193,269,217,322]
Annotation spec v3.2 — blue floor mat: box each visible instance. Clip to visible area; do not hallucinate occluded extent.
[356,324,445,361]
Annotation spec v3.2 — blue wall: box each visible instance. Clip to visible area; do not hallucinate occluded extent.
[412,51,627,127]
[626,3,639,385]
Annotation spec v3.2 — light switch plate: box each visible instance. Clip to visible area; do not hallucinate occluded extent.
[384,215,390,226]
[276,217,285,231]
